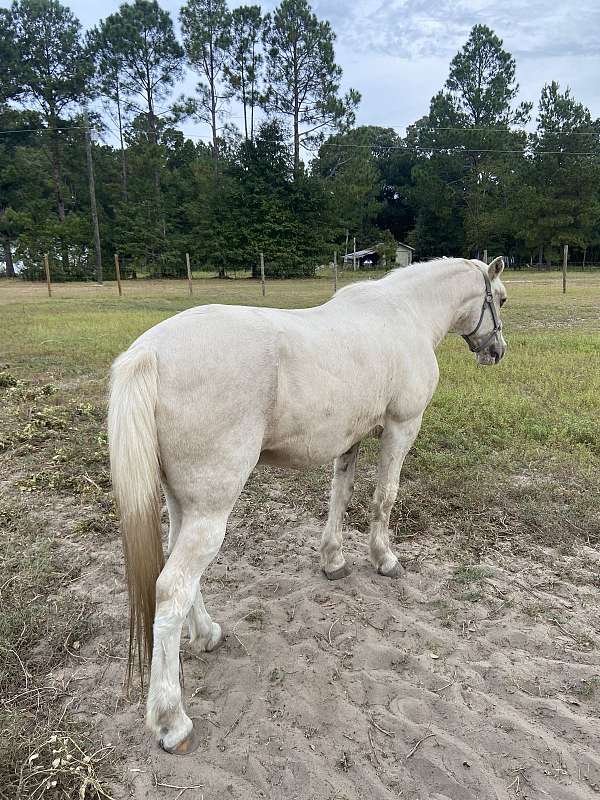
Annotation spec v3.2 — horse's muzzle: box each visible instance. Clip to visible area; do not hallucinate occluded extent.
[490,339,507,364]
[476,339,506,366]
[490,344,505,364]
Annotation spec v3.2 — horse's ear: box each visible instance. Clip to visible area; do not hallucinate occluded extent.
[488,256,504,280]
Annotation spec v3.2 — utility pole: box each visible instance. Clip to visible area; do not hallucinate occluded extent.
[84,110,103,283]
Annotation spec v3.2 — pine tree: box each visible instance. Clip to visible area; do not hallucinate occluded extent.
[263,0,359,175]
[225,5,264,142]
[412,25,531,258]
[526,82,600,264]
[86,21,130,200]
[94,0,184,270]
[180,0,232,168]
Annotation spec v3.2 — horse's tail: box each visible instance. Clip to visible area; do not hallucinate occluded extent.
[108,348,164,687]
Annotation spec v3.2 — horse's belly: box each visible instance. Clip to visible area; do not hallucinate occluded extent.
[259,411,384,468]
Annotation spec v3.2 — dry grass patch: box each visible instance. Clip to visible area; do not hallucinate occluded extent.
[0,497,113,799]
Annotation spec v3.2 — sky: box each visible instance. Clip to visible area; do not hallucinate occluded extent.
[3,0,600,143]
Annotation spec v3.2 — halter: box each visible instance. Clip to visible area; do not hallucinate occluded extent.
[461,270,502,353]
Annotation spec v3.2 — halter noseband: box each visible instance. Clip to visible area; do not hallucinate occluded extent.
[461,270,502,353]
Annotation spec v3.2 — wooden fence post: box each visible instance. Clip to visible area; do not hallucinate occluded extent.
[353,237,357,271]
[333,250,338,294]
[562,244,568,294]
[186,252,193,296]
[260,252,266,297]
[43,253,52,297]
[114,253,123,297]
[483,248,488,264]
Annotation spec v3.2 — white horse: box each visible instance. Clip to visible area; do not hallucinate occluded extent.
[108,256,507,754]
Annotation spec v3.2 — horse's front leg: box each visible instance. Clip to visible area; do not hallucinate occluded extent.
[320,441,360,580]
[369,415,422,578]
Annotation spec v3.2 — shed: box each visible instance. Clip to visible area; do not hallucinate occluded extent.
[343,241,415,269]
[395,242,414,267]
[342,246,380,268]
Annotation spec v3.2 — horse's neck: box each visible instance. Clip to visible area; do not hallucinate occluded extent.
[383,261,479,348]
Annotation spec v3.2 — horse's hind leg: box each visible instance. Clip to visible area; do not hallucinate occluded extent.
[164,487,182,554]
[369,415,422,578]
[320,441,360,580]
[164,487,219,650]
[187,586,222,653]
[146,509,228,753]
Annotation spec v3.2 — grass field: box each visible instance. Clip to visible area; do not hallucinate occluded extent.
[1,269,600,799]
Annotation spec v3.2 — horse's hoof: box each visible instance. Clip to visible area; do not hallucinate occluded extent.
[206,622,223,652]
[323,563,352,581]
[190,622,223,654]
[159,723,199,756]
[378,561,403,579]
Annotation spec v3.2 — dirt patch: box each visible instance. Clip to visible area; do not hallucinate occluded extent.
[28,479,600,800]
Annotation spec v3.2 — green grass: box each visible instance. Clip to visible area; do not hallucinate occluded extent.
[2,268,599,482]
[2,268,599,521]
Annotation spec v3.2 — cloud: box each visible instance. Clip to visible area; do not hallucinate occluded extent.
[313,0,600,59]
[309,0,600,132]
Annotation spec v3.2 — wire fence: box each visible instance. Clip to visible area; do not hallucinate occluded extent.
[3,249,600,292]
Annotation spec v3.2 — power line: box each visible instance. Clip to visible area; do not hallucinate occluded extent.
[367,124,600,136]
[0,125,598,157]
[431,126,599,136]
[317,142,600,156]
[0,125,86,135]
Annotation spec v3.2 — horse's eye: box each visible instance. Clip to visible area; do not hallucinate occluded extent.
[500,298,507,307]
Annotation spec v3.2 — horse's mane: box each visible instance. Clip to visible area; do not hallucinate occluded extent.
[333,257,471,299]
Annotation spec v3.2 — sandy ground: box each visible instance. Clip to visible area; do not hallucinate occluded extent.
[45,473,600,800]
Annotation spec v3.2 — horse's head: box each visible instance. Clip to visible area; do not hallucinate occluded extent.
[461,256,507,366]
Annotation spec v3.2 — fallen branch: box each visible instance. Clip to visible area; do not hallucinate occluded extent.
[368,729,381,766]
[370,718,394,738]
[328,618,339,646]
[550,617,579,642]
[406,732,436,759]
[223,708,245,739]
[153,775,204,799]
[231,609,261,657]
[434,669,457,693]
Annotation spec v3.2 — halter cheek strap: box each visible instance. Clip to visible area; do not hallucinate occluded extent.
[462,270,502,353]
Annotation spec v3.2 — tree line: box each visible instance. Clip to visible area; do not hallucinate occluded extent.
[0,0,599,281]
